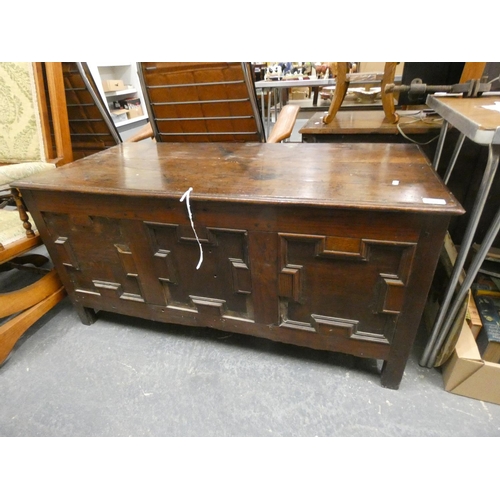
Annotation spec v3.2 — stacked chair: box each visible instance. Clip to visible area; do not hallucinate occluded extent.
[0,62,72,364]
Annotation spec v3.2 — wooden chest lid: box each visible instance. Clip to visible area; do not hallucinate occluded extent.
[13,141,464,215]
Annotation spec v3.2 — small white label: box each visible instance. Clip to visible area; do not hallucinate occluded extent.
[423,197,446,205]
[392,180,399,186]
[482,101,500,113]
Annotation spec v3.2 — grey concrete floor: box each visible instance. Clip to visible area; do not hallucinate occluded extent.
[1,265,500,437]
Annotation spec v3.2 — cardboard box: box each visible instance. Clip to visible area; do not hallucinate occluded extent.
[110,109,128,124]
[442,318,500,405]
[127,105,143,119]
[467,293,482,339]
[121,97,141,108]
[102,79,126,92]
[290,90,309,100]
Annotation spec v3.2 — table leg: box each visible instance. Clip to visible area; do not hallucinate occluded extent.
[421,143,500,367]
[433,121,448,171]
[75,304,97,326]
[443,132,466,184]
[380,359,405,390]
[313,87,319,106]
[260,90,266,135]
[426,200,500,366]
[266,90,271,138]
[273,88,277,123]
[275,88,283,121]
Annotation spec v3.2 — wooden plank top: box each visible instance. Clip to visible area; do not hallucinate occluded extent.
[13,141,463,215]
[299,110,443,136]
[255,78,336,89]
[255,71,401,89]
[426,95,500,144]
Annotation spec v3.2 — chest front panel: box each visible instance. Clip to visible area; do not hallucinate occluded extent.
[35,192,428,363]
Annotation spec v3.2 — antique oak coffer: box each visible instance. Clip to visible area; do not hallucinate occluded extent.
[13,141,463,389]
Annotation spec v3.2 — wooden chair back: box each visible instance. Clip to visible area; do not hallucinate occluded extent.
[0,62,73,197]
[0,62,72,167]
[137,62,266,142]
[37,63,75,166]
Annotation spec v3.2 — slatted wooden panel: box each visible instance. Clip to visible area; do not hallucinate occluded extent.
[139,62,264,143]
[61,62,121,160]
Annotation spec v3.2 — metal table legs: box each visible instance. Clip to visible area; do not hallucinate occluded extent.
[432,121,448,170]
[262,88,282,139]
[421,137,500,367]
[443,133,466,185]
[424,199,500,367]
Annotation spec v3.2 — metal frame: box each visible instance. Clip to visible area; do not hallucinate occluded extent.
[78,62,122,144]
[72,63,122,145]
[241,62,266,142]
[421,94,500,368]
[136,62,159,141]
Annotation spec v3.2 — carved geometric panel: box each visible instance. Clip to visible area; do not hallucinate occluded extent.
[145,222,253,321]
[311,314,359,337]
[54,236,80,269]
[43,213,145,302]
[374,276,405,315]
[278,265,302,302]
[112,243,144,302]
[278,233,416,344]
[230,258,252,294]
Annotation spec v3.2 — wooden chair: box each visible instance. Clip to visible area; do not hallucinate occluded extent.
[0,62,72,365]
[322,62,400,125]
[133,62,299,144]
[61,62,122,160]
[321,61,488,129]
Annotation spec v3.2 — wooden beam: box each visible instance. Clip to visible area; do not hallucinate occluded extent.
[460,62,487,83]
[44,62,73,165]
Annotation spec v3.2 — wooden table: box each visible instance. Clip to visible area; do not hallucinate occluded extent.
[13,141,463,389]
[300,110,443,143]
[421,95,500,368]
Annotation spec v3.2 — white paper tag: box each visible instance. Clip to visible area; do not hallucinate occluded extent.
[422,197,446,205]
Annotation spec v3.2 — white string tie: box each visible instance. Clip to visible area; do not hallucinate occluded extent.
[180,187,203,270]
